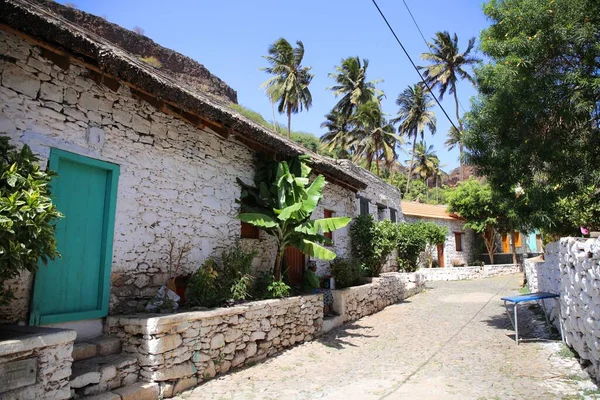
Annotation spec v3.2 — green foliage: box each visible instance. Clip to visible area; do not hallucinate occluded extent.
[266,280,291,298]
[396,222,447,272]
[350,216,400,277]
[238,155,350,281]
[185,258,223,308]
[222,245,257,301]
[465,0,600,234]
[138,56,162,68]
[329,257,362,289]
[0,138,62,305]
[231,104,273,129]
[261,38,313,136]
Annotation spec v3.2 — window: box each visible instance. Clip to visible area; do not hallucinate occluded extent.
[390,208,397,223]
[501,234,510,253]
[454,232,464,252]
[240,221,259,239]
[377,204,386,221]
[323,209,334,242]
[513,232,522,247]
[359,198,370,216]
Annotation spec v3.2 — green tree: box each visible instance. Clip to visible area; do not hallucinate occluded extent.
[261,38,313,138]
[352,101,402,177]
[409,142,440,196]
[320,110,352,158]
[0,138,63,305]
[448,179,500,264]
[465,0,600,234]
[327,57,383,121]
[237,155,350,281]
[420,31,479,180]
[393,84,437,193]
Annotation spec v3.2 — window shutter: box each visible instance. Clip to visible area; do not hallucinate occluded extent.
[390,209,397,223]
[454,232,463,252]
[323,209,334,242]
[241,221,260,239]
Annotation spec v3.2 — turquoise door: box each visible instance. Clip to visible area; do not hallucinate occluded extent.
[30,149,119,325]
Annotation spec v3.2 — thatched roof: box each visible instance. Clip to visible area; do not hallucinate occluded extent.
[0,0,368,191]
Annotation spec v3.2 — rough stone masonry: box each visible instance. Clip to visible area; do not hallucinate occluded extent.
[524,238,600,383]
[106,294,323,397]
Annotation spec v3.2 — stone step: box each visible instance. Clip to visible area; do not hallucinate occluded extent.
[81,382,159,400]
[73,336,122,361]
[70,354,139,398]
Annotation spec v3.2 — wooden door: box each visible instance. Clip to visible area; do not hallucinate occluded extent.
[437,243,445,268]
[30,149,119,325]
[284,247,305,286]
[501,234,510,253]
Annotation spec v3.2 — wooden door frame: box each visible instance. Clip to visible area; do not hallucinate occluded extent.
[29,148,120,325]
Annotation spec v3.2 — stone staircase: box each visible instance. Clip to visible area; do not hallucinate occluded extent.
[70,336,158,399]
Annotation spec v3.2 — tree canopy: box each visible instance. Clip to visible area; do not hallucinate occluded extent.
[465,0,600,234]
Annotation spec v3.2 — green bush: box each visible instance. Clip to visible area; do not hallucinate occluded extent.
[329,257,362,288]
[221,244,257,301]
[185,258,224,308]
[267,280,291,298]
[0,138,62,305]
[350,216,400,277]
[396,222,447,272]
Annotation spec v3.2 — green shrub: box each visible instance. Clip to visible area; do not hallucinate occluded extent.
[185,258,224,308]
[221,244,257,301]
[329,257,362,288]
[396,222,447,272]
[350,216,400,277]
[0,138,62,305]
[267,280,291,298]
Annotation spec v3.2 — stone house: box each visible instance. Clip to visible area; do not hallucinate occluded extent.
[401,201,475,267]
[0,0,409,336]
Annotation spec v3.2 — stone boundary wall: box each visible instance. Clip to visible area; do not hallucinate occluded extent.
[0,327,75,400]
[331,272,424,323]
[419,264,522,282]
[105,295,323,397]
[524,238,600,382]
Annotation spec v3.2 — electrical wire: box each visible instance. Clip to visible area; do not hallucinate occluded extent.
[401,0,468,114]
[369,0,460,132]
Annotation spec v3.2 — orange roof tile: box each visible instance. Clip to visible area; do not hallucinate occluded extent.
[401,201,459,220]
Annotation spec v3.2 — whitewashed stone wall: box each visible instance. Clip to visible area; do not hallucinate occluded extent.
[0,327,75,400]
[419,264,522,281]
[105,294,322,397]
[331,272,424,323]
[0,29,266,317]
[404,216,475,267]
[524,238,600,382]
[312,182,355,276]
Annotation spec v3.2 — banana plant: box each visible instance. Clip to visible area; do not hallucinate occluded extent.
[237,155,350,281]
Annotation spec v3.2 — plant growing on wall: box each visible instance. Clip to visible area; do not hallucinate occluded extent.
[237,154,350,281]
[396,222,447,271]
[0,137,62,305]
[350,216,401,277]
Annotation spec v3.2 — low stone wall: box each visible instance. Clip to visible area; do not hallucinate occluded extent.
[331,272,424,323]
[105,295,323,397]
[419,264,522,282]
[0,326,75,400]
[524,238,600,382]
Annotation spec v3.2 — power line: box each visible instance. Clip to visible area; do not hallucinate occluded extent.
[401,0,468,115]
[369,0,460,132]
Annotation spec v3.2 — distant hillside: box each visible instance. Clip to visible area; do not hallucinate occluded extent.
[446,165,481,187]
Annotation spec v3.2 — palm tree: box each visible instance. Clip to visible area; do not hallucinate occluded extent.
[261,38,313,138]
[409,142,440,199]
[393,83,437,194]
[320,110,352,159]
[327,57,383,120]
[445,125,464,173]
[351,101,402,177]
[420,31,480,180]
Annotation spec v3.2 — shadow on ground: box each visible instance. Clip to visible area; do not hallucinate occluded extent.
[483,302,562,343]
[318,322,377,350]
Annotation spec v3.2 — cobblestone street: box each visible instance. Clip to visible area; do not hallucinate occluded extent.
[178,274,599,400]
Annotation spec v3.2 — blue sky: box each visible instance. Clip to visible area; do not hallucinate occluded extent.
[62,0,491,172]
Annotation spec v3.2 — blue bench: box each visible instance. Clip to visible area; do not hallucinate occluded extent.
[500,292,562,345]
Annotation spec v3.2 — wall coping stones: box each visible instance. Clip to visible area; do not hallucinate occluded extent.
[0,325,76,356]
[106,294,322,333]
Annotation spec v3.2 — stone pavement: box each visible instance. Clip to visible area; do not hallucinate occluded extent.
[176,274,599,400]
